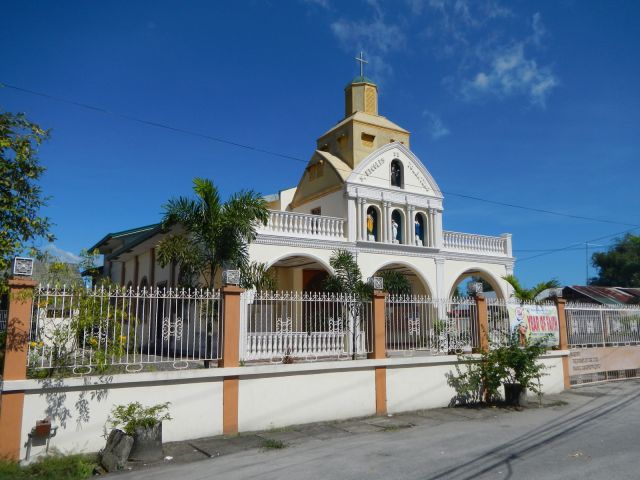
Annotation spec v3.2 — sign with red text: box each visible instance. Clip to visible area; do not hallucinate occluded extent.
[507,304,560,346]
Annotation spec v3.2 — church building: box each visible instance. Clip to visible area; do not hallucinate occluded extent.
[92,69,515,299]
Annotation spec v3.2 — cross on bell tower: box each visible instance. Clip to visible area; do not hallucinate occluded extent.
[355,51,368,77]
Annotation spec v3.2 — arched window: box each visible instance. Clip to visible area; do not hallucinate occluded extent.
[391,209,403,244]
[414,213,426,246]
[366,206,379,242]
[390,160,403,188]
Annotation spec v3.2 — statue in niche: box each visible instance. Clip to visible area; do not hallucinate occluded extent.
[390,160,402,187]
[366,210,377,242]
[392,219,399,244]
[415,216,425,246]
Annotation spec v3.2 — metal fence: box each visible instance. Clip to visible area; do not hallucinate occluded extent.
[240,291,372,362]
[565,303,640,347]
[385,295,479,354]
[28,285,222,374]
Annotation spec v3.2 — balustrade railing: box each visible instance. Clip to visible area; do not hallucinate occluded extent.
[240,290,371,362]
[258,210,346,240]
[565,303,640,347]
[385,295,479,354]
[443,231,509,256]
[28,285,222,374]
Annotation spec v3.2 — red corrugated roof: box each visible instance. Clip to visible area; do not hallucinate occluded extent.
[568,286,639,305]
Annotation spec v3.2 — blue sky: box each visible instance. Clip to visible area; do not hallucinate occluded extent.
[1,0,639,287]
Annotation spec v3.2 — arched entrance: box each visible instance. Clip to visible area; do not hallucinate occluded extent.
[448,268,506,299]
[371,261,433,296]
[266,254,333,292]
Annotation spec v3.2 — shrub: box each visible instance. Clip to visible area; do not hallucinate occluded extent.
[108,402,171,436]
[0,454,95,480]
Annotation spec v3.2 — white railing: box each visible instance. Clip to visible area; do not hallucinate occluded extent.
[565,303,640,347]
[28,285,221,375]
[385,295,479,354]
[240,290,371,362]
[486,298,513,346]
[0,309,6,331]
[443,231,510,256]
[258,210,346,240]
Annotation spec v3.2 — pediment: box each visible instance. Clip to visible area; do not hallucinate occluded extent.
[346,143,443,198]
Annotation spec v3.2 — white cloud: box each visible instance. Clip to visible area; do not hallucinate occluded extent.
[422,110,451,139]
[531,12,546,46]
[301,0,330,9]
[43,244,82,264]
[463,43,557,107]
[330,2,405,82]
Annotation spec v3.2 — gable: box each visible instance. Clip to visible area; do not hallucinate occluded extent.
[346,142,442,198]
[290,150,351,209]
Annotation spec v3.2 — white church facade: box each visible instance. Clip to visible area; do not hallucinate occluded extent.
[92,73,515,299]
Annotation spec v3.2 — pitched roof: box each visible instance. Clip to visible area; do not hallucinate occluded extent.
[566,286,640,305]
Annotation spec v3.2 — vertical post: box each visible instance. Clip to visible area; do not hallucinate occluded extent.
[219,285,244,435]
[369,290,387,415]
[555,297,571,390]
[475,294,489,353]
[0,278,37,461]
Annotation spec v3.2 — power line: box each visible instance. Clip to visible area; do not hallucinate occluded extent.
[2,80,638,230]
[517,226,640,262]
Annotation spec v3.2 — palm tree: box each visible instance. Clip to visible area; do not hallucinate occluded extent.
[156,178,268,288]
[502,274,560,302]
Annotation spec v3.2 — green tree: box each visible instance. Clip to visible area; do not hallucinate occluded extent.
[324,250,371,297]
[377,269,411,295]
[156,178,268,288]
[0,111,54,289]
[502,274,560,302]
[239,261,277,291]
[590,234,640,287]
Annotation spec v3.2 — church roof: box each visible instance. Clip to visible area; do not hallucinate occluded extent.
[348,75,376,85]
[319,111,409,139]
[314,150,352,181]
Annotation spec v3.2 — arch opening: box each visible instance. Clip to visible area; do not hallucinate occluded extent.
[390,159,403,188]
[266,254,333,292]
[372,262,432,296]
[449,268,505,299]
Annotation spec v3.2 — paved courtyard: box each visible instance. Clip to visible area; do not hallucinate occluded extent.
[117,380,640,480]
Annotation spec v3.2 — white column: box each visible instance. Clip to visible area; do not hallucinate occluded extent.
[347,197,357,242]
[435,258,446,315]
[501,233,513,257]
[434,210,443,249]
[360,199,367,241]
[382,202,390,243]
[408,206,415,246]
[355,198,362,241]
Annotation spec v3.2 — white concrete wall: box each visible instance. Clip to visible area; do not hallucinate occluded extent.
[19,374,223,459]
[239,369,376,431]
[11,353,568,460]
[292,189,346,219]
[386,361,458,412]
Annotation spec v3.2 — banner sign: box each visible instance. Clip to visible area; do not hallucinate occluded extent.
[507,304,560,346]
[569,346,640,376]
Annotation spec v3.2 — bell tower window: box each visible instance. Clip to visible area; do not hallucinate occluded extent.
[390,160,403,188]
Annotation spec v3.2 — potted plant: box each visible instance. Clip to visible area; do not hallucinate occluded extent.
[109,402,171,462]
[491,332,548,406]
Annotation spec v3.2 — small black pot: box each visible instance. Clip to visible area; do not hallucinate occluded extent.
[129,423,163,462]
[503,383,526,406]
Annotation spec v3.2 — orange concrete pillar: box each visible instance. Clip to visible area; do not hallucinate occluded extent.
[369,290,387,415]
[555,297,571,389]
[0,278,37,461]
[475,294,490,353]
[219,285,243,435]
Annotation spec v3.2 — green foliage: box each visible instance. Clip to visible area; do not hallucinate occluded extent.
[0,111,54,292]
[448,332,548,405]
[261,439,287,450]
[109,402,171,436]
[156,178,268,288]
[324,250,371,298]
[240,261,277,291]
[29,282,130,376]
[0,453,95,480]
[502,274,560,302]
[590,234,640,287]
[378,270,411,295]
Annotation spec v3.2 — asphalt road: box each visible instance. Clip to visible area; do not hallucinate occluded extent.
[119,380,640,480]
